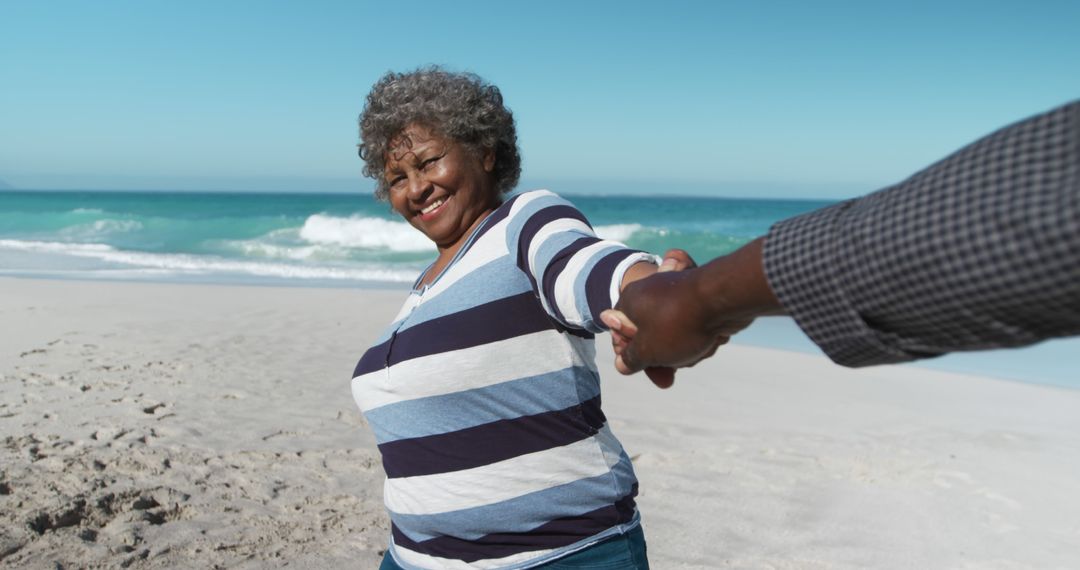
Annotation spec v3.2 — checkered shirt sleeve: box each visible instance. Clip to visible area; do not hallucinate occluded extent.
[763,100,1080,367]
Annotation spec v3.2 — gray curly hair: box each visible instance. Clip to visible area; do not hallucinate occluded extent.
[358,66,522,200]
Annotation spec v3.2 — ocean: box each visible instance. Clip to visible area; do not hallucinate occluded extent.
[0,190,831,287]
[2,189,1076,389]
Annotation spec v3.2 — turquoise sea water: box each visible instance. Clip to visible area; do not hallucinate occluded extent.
[1,189,1075,389]
[0,190,831,286]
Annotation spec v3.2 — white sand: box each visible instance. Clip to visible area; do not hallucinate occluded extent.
[2,277,1078,569]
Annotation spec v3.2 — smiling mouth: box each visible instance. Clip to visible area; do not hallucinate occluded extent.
[419,196,448,216]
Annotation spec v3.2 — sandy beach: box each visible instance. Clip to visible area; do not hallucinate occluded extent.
[2,277,1078,569]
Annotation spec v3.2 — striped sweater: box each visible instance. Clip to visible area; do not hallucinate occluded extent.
[351,190,657,569]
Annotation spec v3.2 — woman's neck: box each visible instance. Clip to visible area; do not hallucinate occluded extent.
[420,201,501,287]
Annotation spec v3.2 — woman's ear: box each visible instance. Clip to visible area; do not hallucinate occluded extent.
[483,148,496,173]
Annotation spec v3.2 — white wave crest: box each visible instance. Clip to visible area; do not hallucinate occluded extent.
[228,241,324,261]
[0,239,114,253]
[297,214,644,250]
[91,219,142,233]
[595,223,643,242]
[299,214,433,252]
[56,218,143,241]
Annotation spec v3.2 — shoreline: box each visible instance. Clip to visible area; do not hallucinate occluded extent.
[3,277,1079,568]
[0,267,414,292]
[4,273,1075,391]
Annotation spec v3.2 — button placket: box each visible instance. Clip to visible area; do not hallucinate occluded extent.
[383,290,424,383]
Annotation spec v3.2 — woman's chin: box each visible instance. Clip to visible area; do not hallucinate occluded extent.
[416,224,459,249]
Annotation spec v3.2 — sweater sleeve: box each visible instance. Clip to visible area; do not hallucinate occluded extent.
[506,190,660,333]
[763,100,1080,367]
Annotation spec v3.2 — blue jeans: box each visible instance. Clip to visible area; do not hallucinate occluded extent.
[378,525,649,569]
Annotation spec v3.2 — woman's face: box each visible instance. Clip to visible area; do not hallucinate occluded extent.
[384,124,498,252]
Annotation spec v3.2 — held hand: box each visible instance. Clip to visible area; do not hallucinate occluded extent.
[603,269,739,376]
[607,249,696,389]
[602,238,782,378]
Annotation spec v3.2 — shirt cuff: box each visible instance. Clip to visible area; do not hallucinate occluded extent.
[609,252,663,309]
[763,201,927,367]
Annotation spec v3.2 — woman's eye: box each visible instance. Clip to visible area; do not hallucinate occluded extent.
[420,156,441,170]
[388,175,406,189]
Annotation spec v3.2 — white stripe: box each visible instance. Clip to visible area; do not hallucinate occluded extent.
[523,217,593,320]
[552,241,624,327]
[566,333,598,374]
[351,329,579,413]
[608,252,661,308]
[393,543,556,570]
[506,188,561,315]
[508,189,556,216]
[525,217,594,278]
[392,292,422,323]
[384,436,620,516]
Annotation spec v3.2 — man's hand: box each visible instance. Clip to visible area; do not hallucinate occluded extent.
[602,237,785,384]
[613,249,697,388]
[603,269,738,384]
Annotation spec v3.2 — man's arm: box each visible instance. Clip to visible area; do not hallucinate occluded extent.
[607,99,1080,372]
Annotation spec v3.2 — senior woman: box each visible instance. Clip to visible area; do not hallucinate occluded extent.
[351,67,676,570]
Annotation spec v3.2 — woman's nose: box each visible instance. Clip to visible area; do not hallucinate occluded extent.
[405,172,431,200]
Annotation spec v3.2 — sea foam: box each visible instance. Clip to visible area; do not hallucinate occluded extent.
[594,224,643,242]
[299,214,433,252]
[59,219,143,241]
[0,239,419,283]
[298,214,644,250]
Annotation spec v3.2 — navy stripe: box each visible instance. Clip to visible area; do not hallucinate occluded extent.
[544,314,597,340]
[386,292,556,367]
[584,249,639,324]
[394,258,533,337]
[512,205,595,340]
[471,193,522,243]
[561,324,595,339]
[541,236,604,328]
[354,337,391,377]
[515,205,591,275]
[391,486,639,563]
[379,395,606,478]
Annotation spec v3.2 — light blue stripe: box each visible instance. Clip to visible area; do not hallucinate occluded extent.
[570,244,625,333]
[413,201,502,293]
[365,366,600,443]
[390,450,636,542]
[394,256,531,335]
[531,230,595,324]
[532,230,595,284]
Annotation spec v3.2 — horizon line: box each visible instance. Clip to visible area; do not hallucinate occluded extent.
[0,175,873,201]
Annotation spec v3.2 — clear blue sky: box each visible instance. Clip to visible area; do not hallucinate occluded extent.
[2,0,1078,198]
